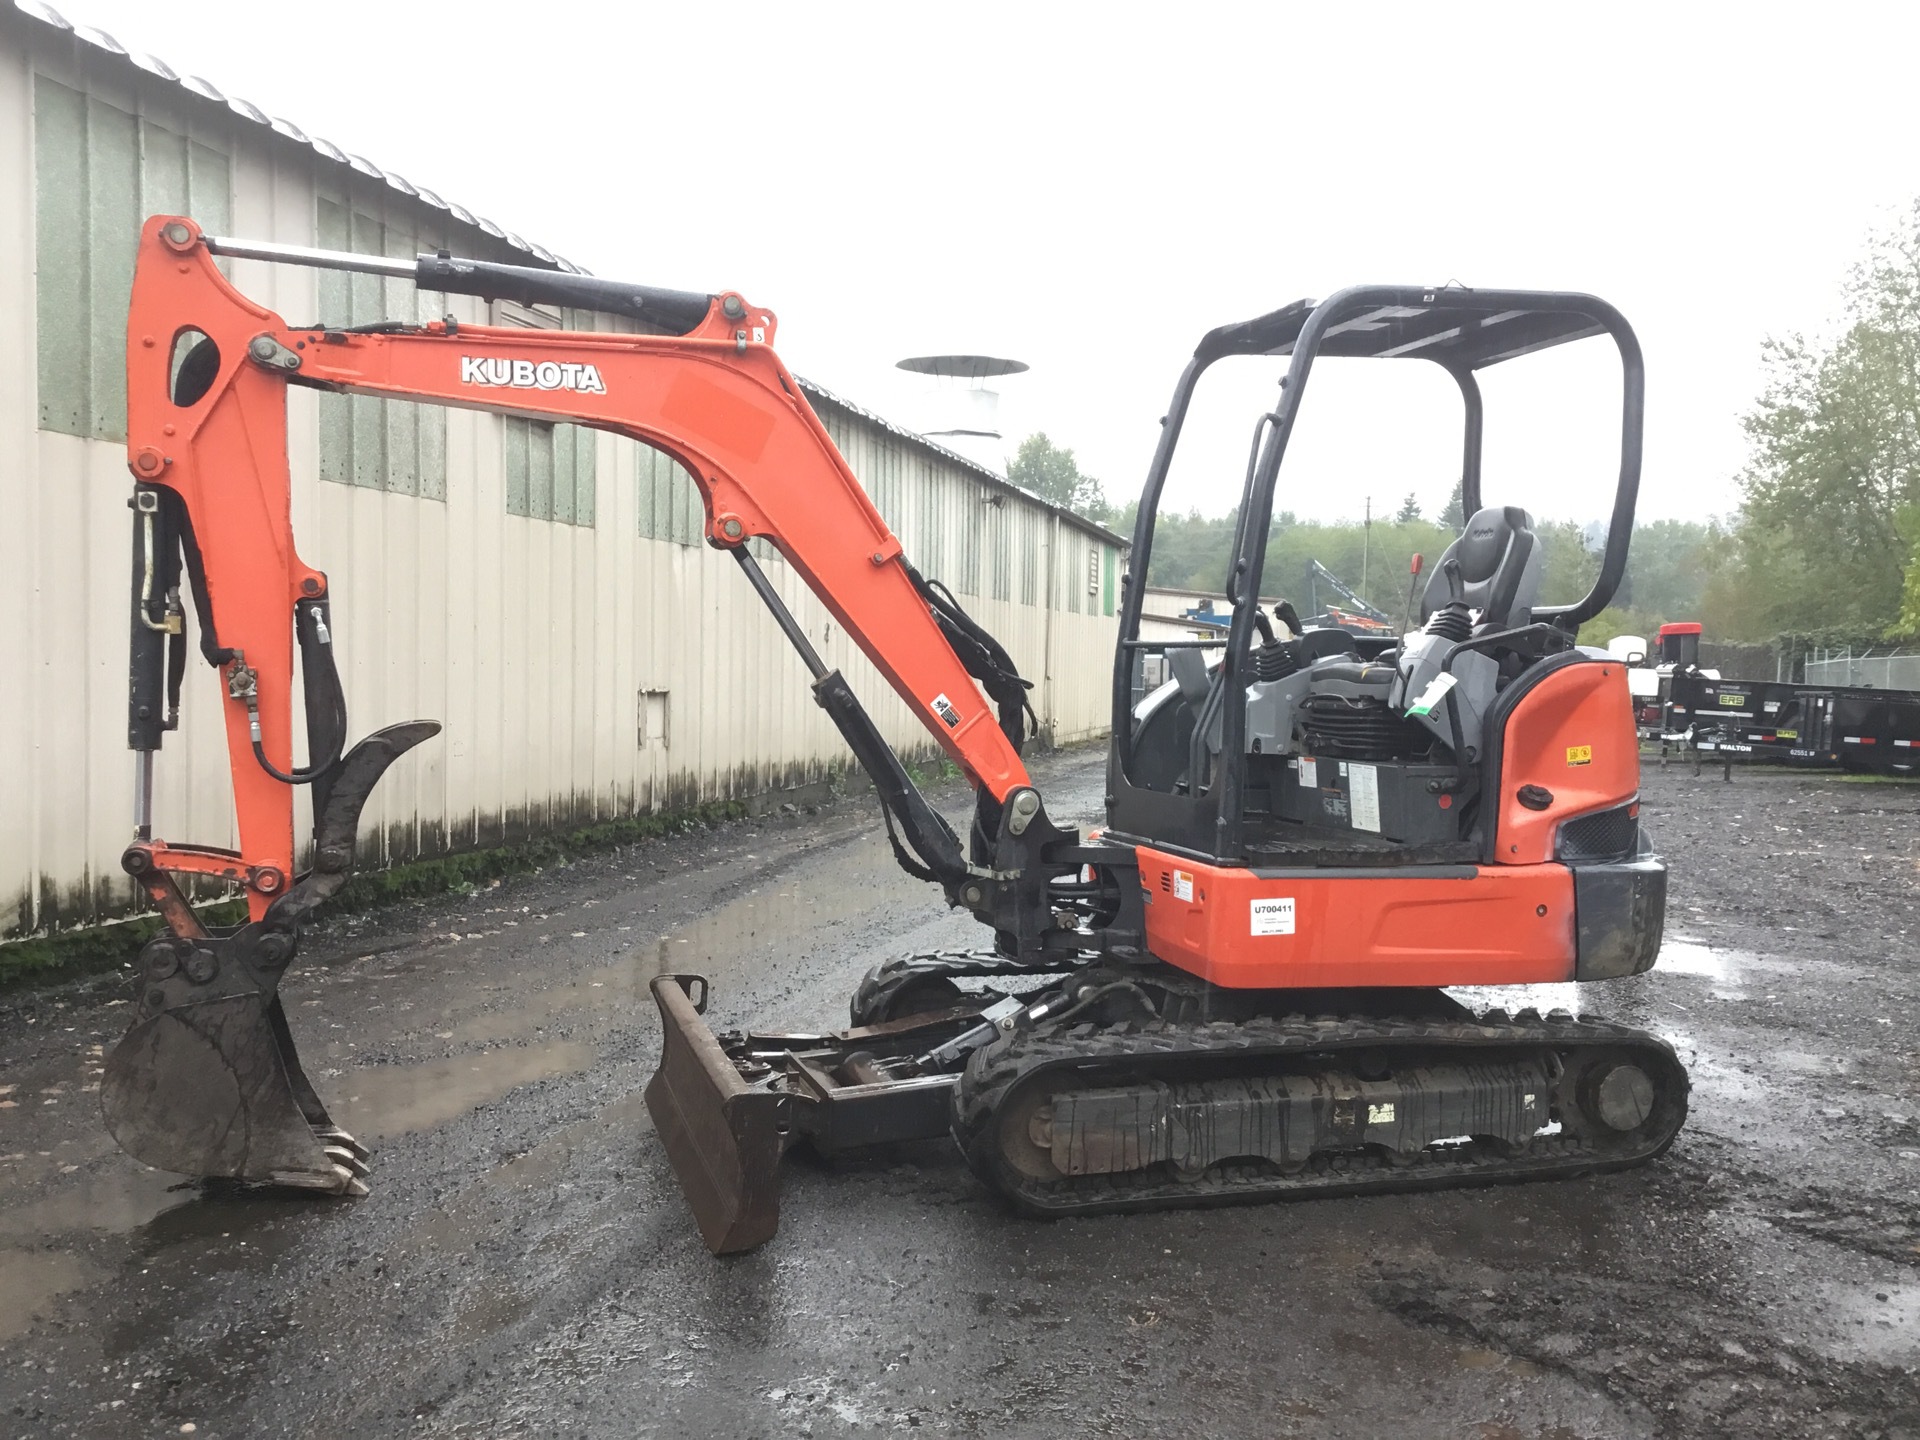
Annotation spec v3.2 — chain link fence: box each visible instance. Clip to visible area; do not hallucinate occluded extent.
[1804,648,1920,691]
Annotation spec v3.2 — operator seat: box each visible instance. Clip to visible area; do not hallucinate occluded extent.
[1292,506,1544,758]
[1420,505,1541,632]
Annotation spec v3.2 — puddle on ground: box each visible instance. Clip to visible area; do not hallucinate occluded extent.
[1449,936,1758,1018]
[1454,1345,1541,1378]
[336,1039,597,1139]
[447,872,885,1047]
[1809,1278,1920,1364]
[1653,938,1751,1000]
[1654,939,1742,982]
[0,1247,106,1341]
[0,1165,197,1246]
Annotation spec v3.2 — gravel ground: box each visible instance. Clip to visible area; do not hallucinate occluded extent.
[1,750,1918,1439]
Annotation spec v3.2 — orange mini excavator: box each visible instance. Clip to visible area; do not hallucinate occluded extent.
[104,217,1686,1254]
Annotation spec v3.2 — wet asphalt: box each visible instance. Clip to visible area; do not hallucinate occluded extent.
[3,749,1920,1439]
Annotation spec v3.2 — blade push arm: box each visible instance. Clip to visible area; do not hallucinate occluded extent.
[123,216,1034,920]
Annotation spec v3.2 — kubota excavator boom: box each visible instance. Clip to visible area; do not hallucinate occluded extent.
[106,218,1685,1256]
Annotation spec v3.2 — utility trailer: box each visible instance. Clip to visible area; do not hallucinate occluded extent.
[1665,673,1919,777]
[1833,690,1920,775]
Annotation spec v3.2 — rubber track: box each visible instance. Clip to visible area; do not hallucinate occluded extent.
[952,1009,1689,1218]
[849,950,1089,1027]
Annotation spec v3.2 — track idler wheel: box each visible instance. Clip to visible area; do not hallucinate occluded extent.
[1555,1046,1679,1149]
[101,926,367,1195]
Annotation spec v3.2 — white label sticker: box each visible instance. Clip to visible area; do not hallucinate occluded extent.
[1172,869,1194,902]
[1367,1102,1396,1125]
[1349,762,1382,833]
[1251,897,1295,936]
[1298,757,1318,789]
[1405,671,1457,718]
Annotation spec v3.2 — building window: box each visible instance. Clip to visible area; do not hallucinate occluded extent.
[314,199,447,499]
[505,418,596,525]
[637,690,670,749]
[34,76,231,440]
[960,485,982,596]
[636,442,704,546]
[919,460,946,579]
[1017,510,1037,607]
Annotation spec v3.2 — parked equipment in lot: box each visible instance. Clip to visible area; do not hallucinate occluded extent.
[102,217,1687,1253]
[1621,622,1720,739]
[1668,673,1920,776]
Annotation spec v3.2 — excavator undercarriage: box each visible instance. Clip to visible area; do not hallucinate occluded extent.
[100,216,1687,1254]
[649,951,1686,1251]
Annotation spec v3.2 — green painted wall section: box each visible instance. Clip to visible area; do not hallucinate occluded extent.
[34,75,230,441]
[314,198,448,500]
[505,417,597,526]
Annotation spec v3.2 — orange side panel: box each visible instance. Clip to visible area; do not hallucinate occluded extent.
[1137,659,1643,990]
[1138,850,1576,989]
[1494,662,1640,865]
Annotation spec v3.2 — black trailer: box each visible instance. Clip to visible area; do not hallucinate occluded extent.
[1666,673,1918,776]
[1834,691,1920,776]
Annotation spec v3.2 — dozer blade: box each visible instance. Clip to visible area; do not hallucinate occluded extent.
[645,974,793,1255]
[102,983,361,1193]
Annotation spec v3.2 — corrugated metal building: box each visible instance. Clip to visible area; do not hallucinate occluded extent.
[0,2,1127,940]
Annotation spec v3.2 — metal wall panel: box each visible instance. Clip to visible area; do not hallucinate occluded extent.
[32,73,231,441]
[1,30,1125,939]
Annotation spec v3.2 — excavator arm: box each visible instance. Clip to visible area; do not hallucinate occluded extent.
[123,216,1037,907]
[103,217,1112,1215]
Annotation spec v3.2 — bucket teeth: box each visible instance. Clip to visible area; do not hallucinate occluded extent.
[323,1144,370,1179]
[269,1165,368,1197]
[315,1127,370,1163]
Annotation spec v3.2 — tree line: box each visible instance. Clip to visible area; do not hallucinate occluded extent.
[1009,201,1920,652]
[1010,442,1721,648]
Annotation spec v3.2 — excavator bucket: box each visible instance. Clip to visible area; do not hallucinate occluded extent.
[645,975,793,1255]
[101,724,436,1193]
[102,969,367,1193]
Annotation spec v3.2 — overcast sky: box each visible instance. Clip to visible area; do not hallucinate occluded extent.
[60,0,1920,528]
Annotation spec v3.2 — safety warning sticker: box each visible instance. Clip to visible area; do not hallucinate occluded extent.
[1172,869,1195,902]
[1298,757,1318,789]
[1251,896,1295,936]
[1348,762,1381,833]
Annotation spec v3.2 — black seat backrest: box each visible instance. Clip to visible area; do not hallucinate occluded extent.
[1420,505,1541,631]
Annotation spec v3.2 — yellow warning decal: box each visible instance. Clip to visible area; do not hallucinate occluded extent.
[1566,745,1593,766]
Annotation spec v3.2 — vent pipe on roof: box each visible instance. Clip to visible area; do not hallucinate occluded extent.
[895,354,1029,476]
